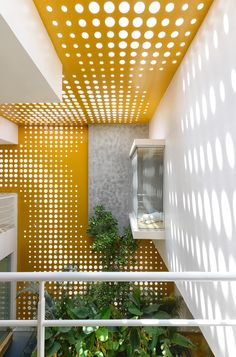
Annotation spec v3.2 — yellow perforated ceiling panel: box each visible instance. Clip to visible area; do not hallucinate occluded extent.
[0,0,212,125]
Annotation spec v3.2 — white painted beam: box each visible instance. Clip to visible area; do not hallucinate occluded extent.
[0,0,62,103]
[0,117,18,144]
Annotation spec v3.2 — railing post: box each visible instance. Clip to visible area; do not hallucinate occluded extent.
[37,281,45,357]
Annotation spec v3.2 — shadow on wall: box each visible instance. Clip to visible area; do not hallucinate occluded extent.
[150,0,236,355]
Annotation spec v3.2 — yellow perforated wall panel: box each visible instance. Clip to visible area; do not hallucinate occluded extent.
[0,126,172,318]
[0,0,213,125]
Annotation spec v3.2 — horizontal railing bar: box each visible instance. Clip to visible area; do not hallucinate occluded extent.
[0,320,37,327]
[1,319,236,327]
[0,272,236,282]
[44,319,236,327]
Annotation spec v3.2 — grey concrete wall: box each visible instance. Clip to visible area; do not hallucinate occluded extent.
[89,124,148,232]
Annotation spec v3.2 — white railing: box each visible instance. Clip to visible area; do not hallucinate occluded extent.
[0,271,236,357]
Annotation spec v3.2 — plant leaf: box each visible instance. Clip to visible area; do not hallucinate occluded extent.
[143,304,160,315]
[82,326,98,335]
[58,326,72,333]
[171,333,196,349]
[45,328,53,340]
[128,305,142,316]
[47,341,61,356]
[96,327,109,342]
[130,328,140,350]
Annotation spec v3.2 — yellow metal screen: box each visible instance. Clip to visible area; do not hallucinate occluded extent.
[0,126,172,318]
[0,0,212,125]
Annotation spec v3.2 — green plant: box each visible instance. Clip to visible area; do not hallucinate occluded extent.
[25,286,195,357]
[87,206,138,313]
[19,207,196,356]
[87,206,137,271]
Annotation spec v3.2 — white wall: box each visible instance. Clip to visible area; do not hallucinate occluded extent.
[149,0,236,355]
[0,116,18,144]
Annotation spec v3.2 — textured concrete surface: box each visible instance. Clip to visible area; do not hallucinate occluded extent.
[89,124,148,233]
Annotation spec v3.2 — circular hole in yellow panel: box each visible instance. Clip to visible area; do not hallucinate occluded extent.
[119,30,128,39]
[162,18,170,26]
[52,20,58,26]
[191,18,197,24]
[75,3,84,13]
[119,1,130,13]
[164,51,171,57]
[144,30,154,39]
[119,41,127,49]
[92,18,100,26]
[142,41,151,49]
[146,17,157,27]
[167,41,174,48]
[165,2,174,12]
[82,32,89,39]
[131,41,139,49]
[104,1,115,13]
[149,1,160,14]
[46,5,53,12]
[197,3,204,10]
[107,31,114,38]
[158,31,166,39]
[105,17,115,27]
[132,30,141,39]
[153,51,159,57]
[155,42,162,48]
[182,3,189,11]
[134,1,145,14]
[108,41,115,48]
[133,17,143,27]
[171,31,179,38]
[89,2,100,14]
[61,5,67,12]
[94,31,102,38]
[119,17,129,27]
[176,18,184,26]
[78,19,86,27]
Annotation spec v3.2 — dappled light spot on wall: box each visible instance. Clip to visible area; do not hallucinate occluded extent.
[217,248,227,272]
[219,80,226,102]
[199,287,207,318]
[201,93,208,120]
[209,241,217,271]
[199,145,206,172]
[197,192,203,221]
[188,150,193,173]
[195,236,202,267]
[193,147,199,173]
[221,190,233,240]
[231,69,236,92]
[226,328,236,355]
[215,137,223,170]
[195,100,201,125]
[204,189,212,229]
[213,30,218,49]
[225,132,235,168]
[209,86,216,114]
[232,191,236,229]
[191,191,197,218]
[223,13,229,35]
[211,190,221,235]
[207,142,214,171]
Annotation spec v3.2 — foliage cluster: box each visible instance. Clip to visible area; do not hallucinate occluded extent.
[28,284,195,357]
[23,206,195,356]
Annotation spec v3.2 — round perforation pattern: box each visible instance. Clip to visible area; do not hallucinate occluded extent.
[0,0,213,125]
[0,127,172,318]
